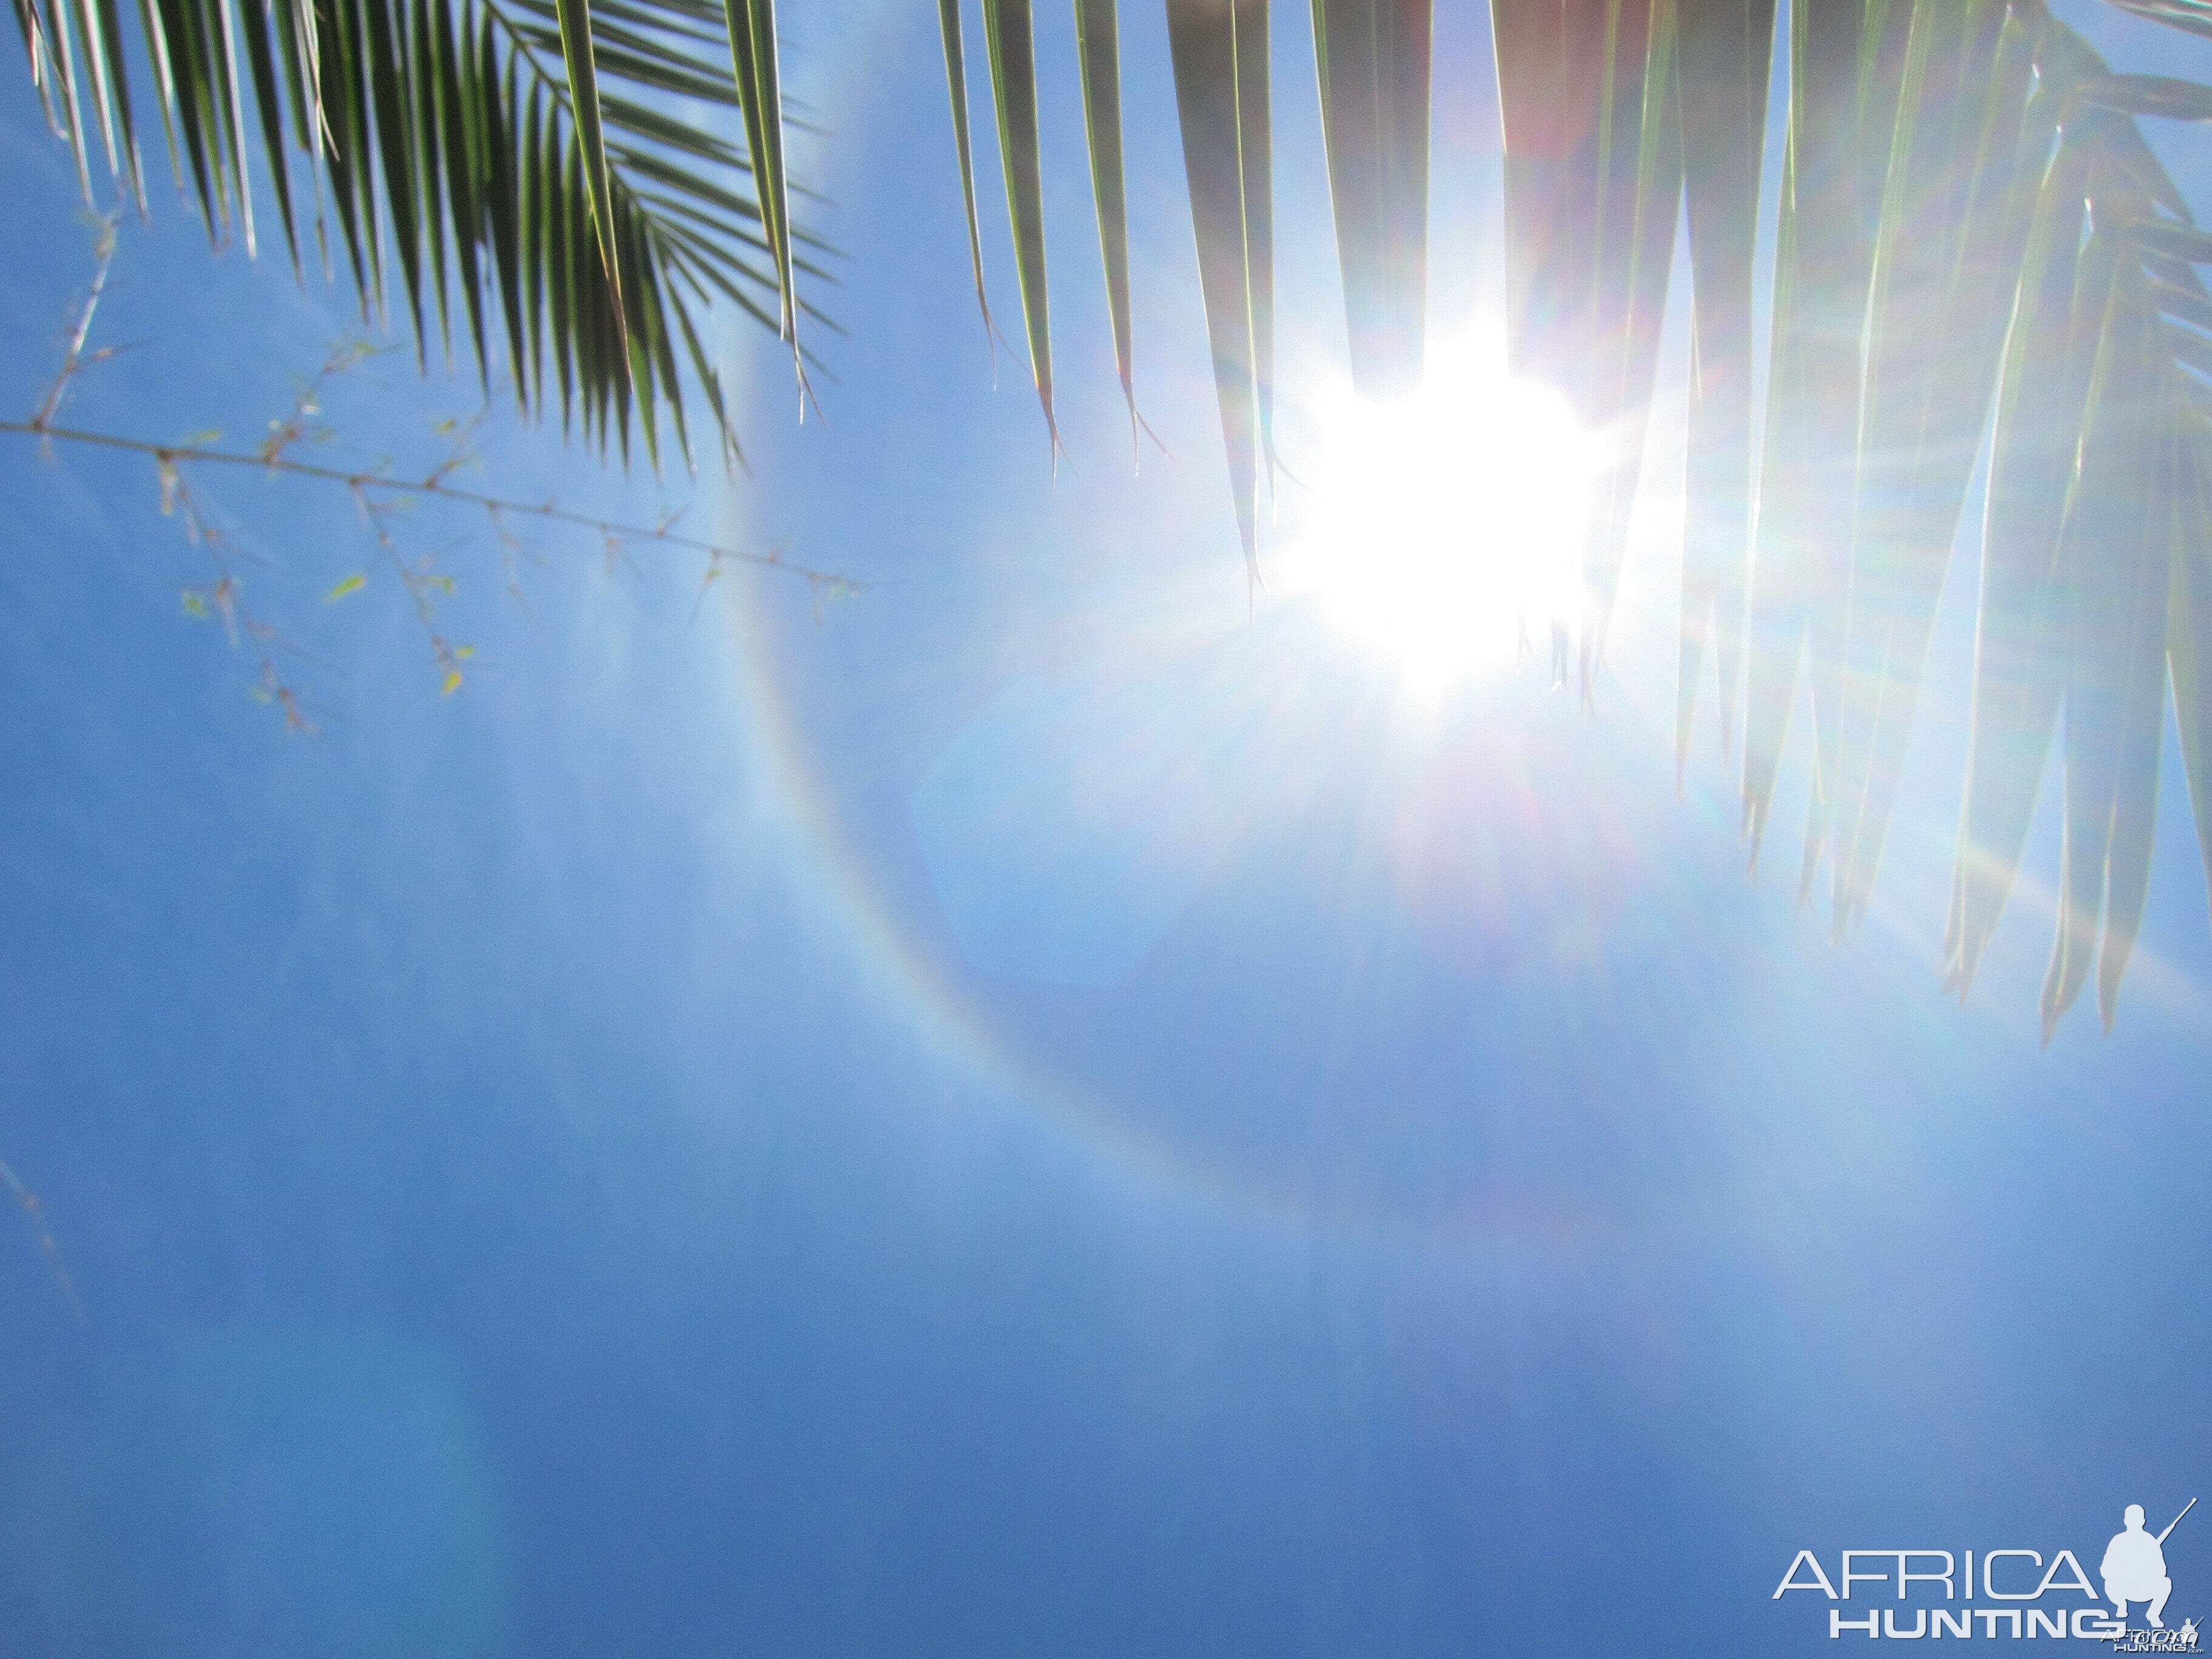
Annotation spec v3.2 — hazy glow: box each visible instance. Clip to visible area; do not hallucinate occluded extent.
[1280,341,1598,691]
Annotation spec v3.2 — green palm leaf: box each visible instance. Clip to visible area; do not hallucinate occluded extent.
[1073,0,1138,443]
[1167,0,1273,588]
[981,0,1057,447]
[15,0,807,467]
[934,0,996,346]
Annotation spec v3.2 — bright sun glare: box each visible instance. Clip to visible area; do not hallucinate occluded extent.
[1279,338,1598,692]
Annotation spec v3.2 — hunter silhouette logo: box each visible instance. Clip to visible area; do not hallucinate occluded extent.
[1774,1501,2200,1647]
[2105,1501,2192,1631]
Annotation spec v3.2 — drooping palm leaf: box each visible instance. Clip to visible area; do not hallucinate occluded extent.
[1493,0,2212,1026]
[1072,0,1139,441]
[552,0,626,352]
[1167,0,1273,586]
[929,0,1276,540]
[1919,9,2212,1030]
[14,0,810,466]
[2053,250,2173,1034]
[1311,0,1432,396]
[1673,0,1775,771]
[717,0,799,392]
[1490,0,1604,403]
[2064,76,2212,1032]
[934,0,997,344]
[1742,0,1907,888]
[1826,0,2042,940]
[1948,26,2212,1031]
[1489,0,1681,691]
[1946,120,2098,1001]
[1486,0,1582,679]
[979,0,1059,446]
[1576,0,1682,697]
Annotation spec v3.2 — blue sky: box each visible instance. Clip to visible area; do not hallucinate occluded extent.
[4,1,2212,1655]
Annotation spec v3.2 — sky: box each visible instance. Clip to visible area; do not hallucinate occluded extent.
[4,2,2212,1656]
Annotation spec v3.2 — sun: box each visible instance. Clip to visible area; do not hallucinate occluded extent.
[1275,339,1598,692]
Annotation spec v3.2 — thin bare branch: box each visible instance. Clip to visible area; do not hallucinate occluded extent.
[2,419,862,591]
[32,213,121,432]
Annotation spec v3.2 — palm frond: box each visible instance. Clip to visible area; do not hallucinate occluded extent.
[934,0,996,346]
[1577,0,1683,697]
[1674,0,1775,771]
[1073,0,1137,441]
[1487,1,1683,690]
[14,0,806,466]
[1949,19,2212,1031]
[980,0,1057,446]
[1312,0,1431,397]
[1167,0,1273,588]
[1946,108,2096,1004]
[1826,0,2041,940]
[1742,0,1909,886]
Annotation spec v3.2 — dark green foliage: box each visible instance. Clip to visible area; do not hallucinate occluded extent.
[13,0,805,467]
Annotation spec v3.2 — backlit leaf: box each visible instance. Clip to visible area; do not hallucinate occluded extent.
[1167,0,1272,585]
